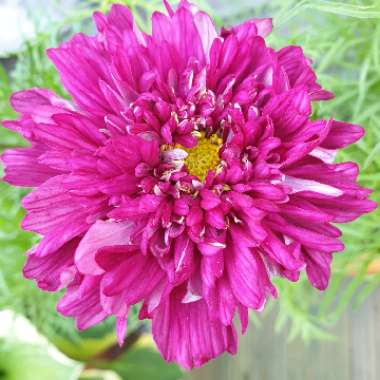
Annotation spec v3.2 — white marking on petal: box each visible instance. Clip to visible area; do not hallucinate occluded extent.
[182,290,202,304]
[164,228,170,247]
[105,115,123,132]
[153,185,162,196]
[283,235,293,246]
[192,179,203,190]
[162,148,188,162]
[233,216,242,224]
[187,70,194,90]
[309,147,337,163]
[176,238,189,273]
[59,266,76,288]
[284,175,343,197]
[271,174,285,186]
[99,128,112,136]
[208,241,226,248]
[139,132,157,141]
[147,283,165,313]
[263,66,273,86]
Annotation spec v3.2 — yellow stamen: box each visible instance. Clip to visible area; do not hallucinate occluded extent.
[180,132,222,181]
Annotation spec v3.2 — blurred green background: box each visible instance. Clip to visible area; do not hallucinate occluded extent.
[0,1,379,379]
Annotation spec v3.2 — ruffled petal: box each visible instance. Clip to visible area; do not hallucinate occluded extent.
[75,220,134,276]
[23,238,79,291]
[2,145,60,187]
[321,120,364,149]
[47,34,121,116]
[151,287,237,369]
[22,175,107,256]
[275,46,334,100]
[152,1,217,68]
[58,276,108,330]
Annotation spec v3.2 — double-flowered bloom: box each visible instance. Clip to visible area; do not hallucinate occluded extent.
[1,0,376,369]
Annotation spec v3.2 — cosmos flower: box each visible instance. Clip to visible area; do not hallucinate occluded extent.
[1,0,376,369]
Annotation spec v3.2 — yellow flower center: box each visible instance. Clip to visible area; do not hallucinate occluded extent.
[182,132,222,181]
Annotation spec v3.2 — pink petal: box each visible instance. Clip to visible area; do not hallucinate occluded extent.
[23,238,79,291]
[58,276,108,330]
[2,145,60,187]
[151,287,237,370]
[75,220,134,276]
[22,175,106,257]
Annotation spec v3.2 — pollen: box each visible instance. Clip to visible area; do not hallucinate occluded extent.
[181,132,222,181]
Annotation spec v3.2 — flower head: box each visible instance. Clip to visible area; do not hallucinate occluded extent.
[1,0,376,369]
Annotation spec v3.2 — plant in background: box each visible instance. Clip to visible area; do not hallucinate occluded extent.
[0,311,83,380]
[1,0,376,371]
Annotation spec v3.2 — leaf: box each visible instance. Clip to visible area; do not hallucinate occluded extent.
[0,311,83,380]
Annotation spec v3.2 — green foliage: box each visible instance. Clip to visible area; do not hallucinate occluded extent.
[0,339,82,380]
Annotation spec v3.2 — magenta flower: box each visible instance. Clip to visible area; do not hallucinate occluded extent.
[1,0,376,369]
